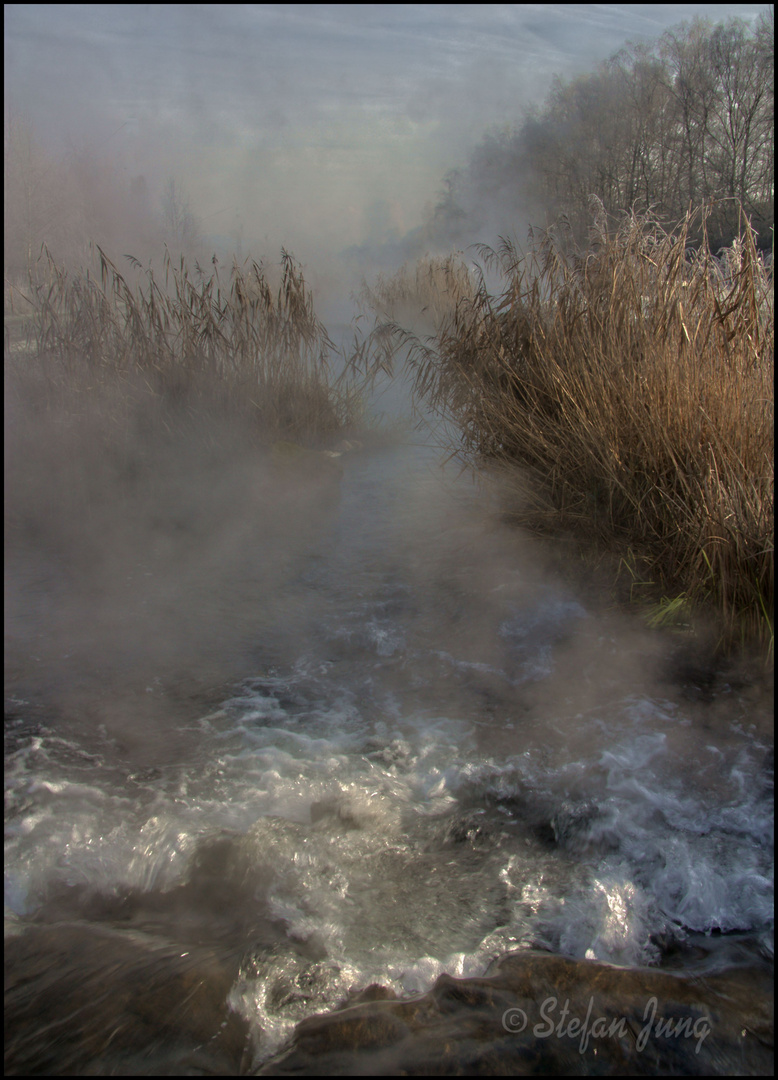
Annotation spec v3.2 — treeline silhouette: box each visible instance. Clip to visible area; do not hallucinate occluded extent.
[431,13,774,252]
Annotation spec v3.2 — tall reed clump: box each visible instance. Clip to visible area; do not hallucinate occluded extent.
[357,254,478,332]
[366,205,774,653]
[6,245,359,444]
[345,254,478,391]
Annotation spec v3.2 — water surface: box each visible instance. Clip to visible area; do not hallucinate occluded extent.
[5,425,774,1072]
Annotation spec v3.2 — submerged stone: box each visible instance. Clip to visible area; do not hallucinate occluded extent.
[258,949,773,1075]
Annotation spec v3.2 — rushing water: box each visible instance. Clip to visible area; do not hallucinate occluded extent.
[4,424,774,1073]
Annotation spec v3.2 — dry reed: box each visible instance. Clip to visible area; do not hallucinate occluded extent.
[359,206,774,653]
[5,245,360,446]
[357,254,477,332]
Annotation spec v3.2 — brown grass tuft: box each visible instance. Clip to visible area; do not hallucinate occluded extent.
[359,206,774,654]
[5,245,361,446]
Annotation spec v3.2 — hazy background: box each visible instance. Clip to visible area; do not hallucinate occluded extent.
[5,3,771,316]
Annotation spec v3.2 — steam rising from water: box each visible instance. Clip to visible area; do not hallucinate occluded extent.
[4,369,773,1068]
[5,372,349,757]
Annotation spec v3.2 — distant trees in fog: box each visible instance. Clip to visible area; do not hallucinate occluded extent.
[161,178,202,254]
[3,109,203,282]
[4,111,80,275]
[432,12,774,251]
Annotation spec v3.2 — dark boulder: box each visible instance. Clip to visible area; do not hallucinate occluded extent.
[259,950,773,1075]
[4,921,252,1075]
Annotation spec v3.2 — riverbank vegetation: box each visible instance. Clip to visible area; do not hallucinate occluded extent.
[358,206,774,656]
[366,9,774,659]
[5,245,360,447]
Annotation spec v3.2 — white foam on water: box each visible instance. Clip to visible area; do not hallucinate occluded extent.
[161,669,766,1063]
[4,445,773,1069]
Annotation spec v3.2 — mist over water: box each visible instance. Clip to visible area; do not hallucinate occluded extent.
[4,367,773,1071]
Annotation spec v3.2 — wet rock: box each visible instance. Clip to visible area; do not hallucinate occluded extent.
[258,950,773,1075]
[441,808,496,850]
[550,799,621,852]
[347,984,400,1005]
[4,921,252,1075]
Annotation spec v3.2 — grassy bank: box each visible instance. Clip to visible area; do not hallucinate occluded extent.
[5,246,360,447]
[361,208,774,656]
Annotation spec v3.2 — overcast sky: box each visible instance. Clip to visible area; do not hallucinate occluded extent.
[5,4,771,267]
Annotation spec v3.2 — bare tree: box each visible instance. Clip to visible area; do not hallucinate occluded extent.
[426,15,774,250]
[710,18,773,216]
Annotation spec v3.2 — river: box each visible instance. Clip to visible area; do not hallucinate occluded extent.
[4,397,774,1074]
